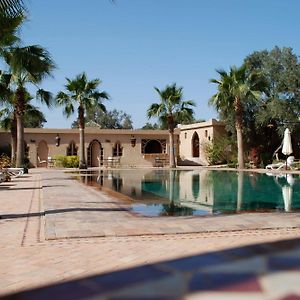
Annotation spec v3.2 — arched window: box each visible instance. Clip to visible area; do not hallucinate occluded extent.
[192,132,199,158]
[144,140,162,154]
[113,142,123,157]
[67,141,78,156]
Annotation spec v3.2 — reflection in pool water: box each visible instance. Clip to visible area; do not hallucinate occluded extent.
[79,169,300,217]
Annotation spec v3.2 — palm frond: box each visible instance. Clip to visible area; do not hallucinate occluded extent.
[0,0,25,18]
[3,45,56,84]
[56,72,108,121]
[36,89,53,107]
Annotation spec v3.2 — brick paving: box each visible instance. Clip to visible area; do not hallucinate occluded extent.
[1,168,300,299]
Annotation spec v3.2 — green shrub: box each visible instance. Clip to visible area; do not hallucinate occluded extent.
[53,155,79,168]
[204,137,236,165]
[0,154,11,168]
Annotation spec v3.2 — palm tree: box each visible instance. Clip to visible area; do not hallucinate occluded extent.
[56,72,109,169]
[2,45,55,167]
[209,65,262,169]
[147,83,195,168]
[0,91,46,165]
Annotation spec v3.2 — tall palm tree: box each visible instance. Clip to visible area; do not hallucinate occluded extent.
[209,65,262,169]
[147,83,195,168]
[56,72,109,169]
[0,91,46,165]
[2,45,55,167]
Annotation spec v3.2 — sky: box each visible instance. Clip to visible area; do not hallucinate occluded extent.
[9,0,300,128]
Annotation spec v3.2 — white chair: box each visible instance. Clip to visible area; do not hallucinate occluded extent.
[38,156,47,167]
[266,156,295,170]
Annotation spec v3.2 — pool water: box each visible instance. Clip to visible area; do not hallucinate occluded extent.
[79,169,300,217]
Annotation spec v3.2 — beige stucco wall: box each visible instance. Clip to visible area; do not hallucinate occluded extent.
[178,119,225,165]
[0,128,179,168]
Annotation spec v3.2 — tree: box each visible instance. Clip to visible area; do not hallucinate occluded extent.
[147,83,195,168]
[244,46,300,135]
[2,45,55,167]
[88,108,132,129]
[210,65,263,169]
[0,91,46,164]
[56,72,109,169]
[141,122,159,130]
[71,109,133,129]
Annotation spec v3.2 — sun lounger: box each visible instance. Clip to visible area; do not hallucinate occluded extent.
[0,171,5,183]
[266,156,295,170]
[6,167,24,178]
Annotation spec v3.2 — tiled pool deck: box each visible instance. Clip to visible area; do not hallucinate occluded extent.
[1,168,300,299]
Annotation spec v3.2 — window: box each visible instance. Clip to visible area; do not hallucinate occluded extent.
[67,141,78,156]
[142,139,166,154]
[113,142,123,157]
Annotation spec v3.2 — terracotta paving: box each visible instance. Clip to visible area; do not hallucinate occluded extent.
[1,168,300,299]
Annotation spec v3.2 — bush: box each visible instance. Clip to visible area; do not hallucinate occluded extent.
[249,147,261,167]
[204,137,236,165]
[53,155,79,168]
[0,154,11,168]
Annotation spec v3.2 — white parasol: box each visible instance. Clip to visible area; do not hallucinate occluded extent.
[282,128,293,156]
[282,128,293,169]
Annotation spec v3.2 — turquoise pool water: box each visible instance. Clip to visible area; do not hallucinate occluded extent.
[81,169,300,217]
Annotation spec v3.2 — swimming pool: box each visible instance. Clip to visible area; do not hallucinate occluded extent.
[79,169,300,217]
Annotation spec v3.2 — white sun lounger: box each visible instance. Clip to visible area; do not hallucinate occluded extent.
[266,156,295,170]
[0,172,5,183]
[6,167,24,178]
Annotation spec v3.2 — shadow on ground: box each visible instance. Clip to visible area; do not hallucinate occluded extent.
[0,207,130,220]
[2,237,300,300]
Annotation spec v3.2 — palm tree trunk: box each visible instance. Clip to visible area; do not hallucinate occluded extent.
[15,113,24,167]
[167,115,176,168]
[78,105,87,169]
[15,87,25,167]
[235,97,244,169]
[169,131,176,168]
[11,117,17,166]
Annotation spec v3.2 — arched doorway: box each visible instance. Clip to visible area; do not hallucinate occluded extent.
[37,140,48,167]
[192,132,199,157]
[87,140,103,167]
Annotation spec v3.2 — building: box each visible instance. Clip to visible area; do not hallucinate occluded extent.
[0,119,225,167]
[178,119,226,166]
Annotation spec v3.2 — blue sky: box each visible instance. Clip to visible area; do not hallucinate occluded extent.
[15,0,300,128]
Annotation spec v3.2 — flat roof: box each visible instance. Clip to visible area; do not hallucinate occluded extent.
[0,128,180,135]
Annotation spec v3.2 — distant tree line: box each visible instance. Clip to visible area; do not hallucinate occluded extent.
[210,46,300,168]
